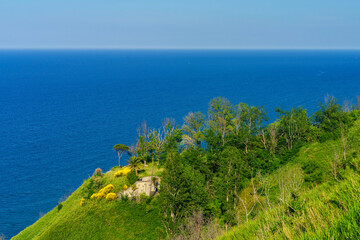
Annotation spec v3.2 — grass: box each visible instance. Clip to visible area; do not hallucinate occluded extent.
[13,163,165,240]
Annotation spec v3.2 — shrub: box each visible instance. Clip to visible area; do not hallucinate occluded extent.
[127,170,139,185]
[139,193,150,203]
[114,167,132,177]
[120,194,129,202]
[90,184,116,201]
[90,192,106,200]
[123,184,128,190]
[93,176,104,189]
[99,184,115,194]
[57,203,63,211]
[83,178,95,199]
[92,168,103,177]
[106,193,117,201]
[80,198,86,206]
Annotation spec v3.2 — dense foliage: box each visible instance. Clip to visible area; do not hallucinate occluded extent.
[130,95,360,238]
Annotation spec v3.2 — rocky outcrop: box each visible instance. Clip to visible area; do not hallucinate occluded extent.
[117,176,160,199]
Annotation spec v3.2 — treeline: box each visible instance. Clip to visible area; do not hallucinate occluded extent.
[116,95,360,236]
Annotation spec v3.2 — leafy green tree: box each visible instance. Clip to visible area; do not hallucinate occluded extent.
[208,97,234,145]
[181,112,205,148]
[232,103,268,153]
[113,144,130,167]
[160,151,191,231]
[162,118,181,151]
[276,107,311,150]
[127,156,141,175]
[313,95,350,141]
[214,147,247,227]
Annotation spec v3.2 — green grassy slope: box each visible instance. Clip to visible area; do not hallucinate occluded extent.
[218,120,360,240]
[13,164,165,240]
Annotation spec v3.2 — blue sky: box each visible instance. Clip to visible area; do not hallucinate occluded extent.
[1,0,360,49]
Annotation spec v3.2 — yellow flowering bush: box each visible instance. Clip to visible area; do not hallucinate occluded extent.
[99,184,115,194]
[123,184,128,190]
[114,167,132,177]
[90,192,106,200]
[80,198,86,206]
[106,192,117,201]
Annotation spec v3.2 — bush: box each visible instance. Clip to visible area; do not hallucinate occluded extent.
[90,192,106,200]
[92,168,103,177]
[83,178,95,199]
[120,194,129,202]
[139,193,150,203]
[99,184,115,194]
[57,203,63,211]
[93,176,104,190]
[114,167,132,177]
[106,193,117,201]
[127,170,139,185]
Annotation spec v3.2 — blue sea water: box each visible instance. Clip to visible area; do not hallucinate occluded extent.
[1,50,360,238]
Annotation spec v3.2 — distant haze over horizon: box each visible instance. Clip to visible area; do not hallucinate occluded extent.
[1,0,360,49]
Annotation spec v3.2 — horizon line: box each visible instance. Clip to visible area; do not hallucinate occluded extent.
[1,47,360,51]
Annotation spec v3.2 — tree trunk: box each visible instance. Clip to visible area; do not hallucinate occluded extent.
[261,129,267,149]
[117,151,121,167]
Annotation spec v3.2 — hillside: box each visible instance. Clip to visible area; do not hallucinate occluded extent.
[204,118,360,239]
[12,96,360,240]
[13,164,165,240]
[219,120,360,239]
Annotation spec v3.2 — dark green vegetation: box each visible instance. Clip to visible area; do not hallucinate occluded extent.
[14,95,360,240]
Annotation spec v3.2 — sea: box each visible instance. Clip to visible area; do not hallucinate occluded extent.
[1,50,360,238]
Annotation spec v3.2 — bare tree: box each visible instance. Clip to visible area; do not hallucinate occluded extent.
[137,121,149,166]
[340,123,347,162]
[173,210,223,240]
[343,99,352,113]
[329,148,341,182]
[260,129,267,150]
[236,174,263,223]
[268,123,278,155]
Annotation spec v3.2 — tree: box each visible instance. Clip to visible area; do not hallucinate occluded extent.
[214,146,246,228]
[181,112,205,148]
[232,103,268,153]
[276,107,311,150]
[127,156,141,175]
[208,97,234,145]
[148,129,163,166]
[162,118,180,151]
[267,122,278,155]
[137,121,150,166]
[112,144,129,167]
[313,95,347,141]
[160,151,191,232]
